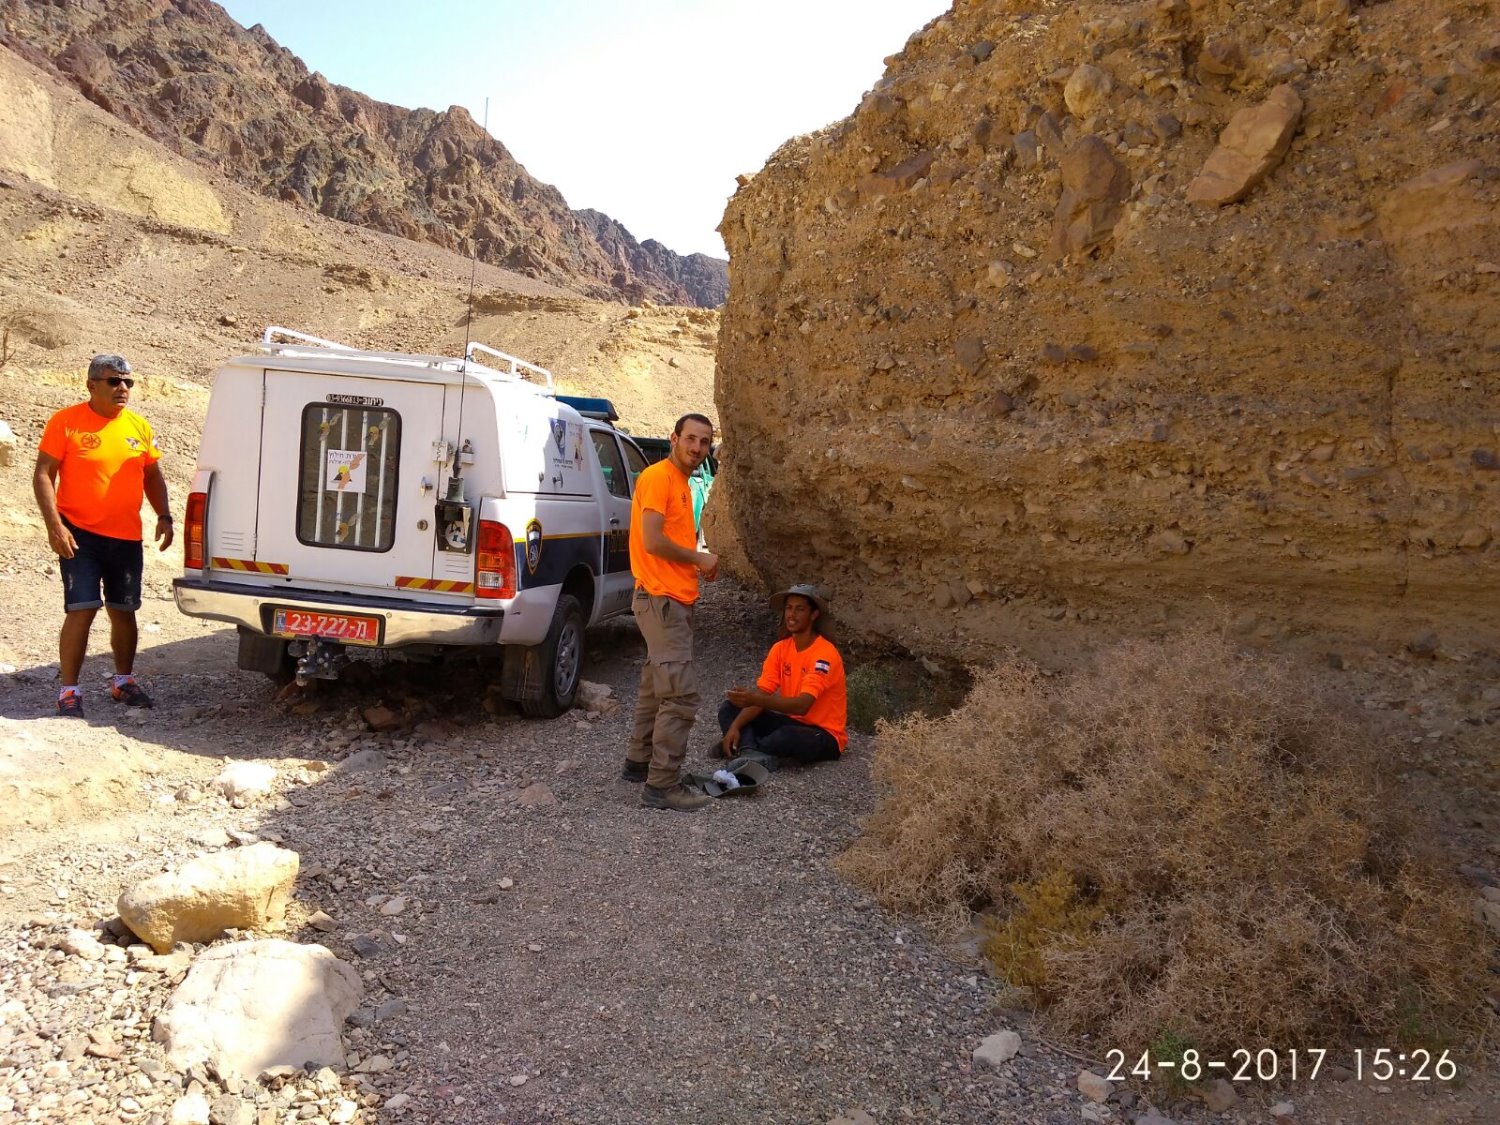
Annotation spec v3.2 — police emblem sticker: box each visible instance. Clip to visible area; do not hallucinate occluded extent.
[525,519,543,575]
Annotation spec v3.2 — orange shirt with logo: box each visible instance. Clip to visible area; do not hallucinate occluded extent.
[628,458,699,604]
[39,403,161,541]
[757,634,848,751]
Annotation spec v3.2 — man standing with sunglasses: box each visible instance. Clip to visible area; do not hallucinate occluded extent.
[33,355,173,717]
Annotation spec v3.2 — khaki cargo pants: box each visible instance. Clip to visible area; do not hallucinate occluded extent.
[626,589,700,789]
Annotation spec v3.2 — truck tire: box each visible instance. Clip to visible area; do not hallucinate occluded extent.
[520,594,585,718]
[237,627,295,685]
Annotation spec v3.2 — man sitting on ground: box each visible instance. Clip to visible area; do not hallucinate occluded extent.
[718,584,847,769]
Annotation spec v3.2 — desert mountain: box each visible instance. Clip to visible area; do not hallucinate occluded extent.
[0,36,717,515]
[0,0,728,308]
[712,0,1499,662]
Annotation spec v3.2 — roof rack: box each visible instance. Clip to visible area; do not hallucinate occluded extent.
[256,326,555,392]
[465,342,554,392]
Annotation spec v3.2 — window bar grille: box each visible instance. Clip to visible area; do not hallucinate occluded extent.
[314,407,330,542]
[334,409,349,543]
[373,414,388,548]
[352,409,368,548]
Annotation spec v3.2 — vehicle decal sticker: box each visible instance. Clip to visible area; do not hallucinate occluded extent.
[512,531,626,588]
[326,450,367,493]
[212,557,290,576]
[395,576,476,594]
[525,519,543,575]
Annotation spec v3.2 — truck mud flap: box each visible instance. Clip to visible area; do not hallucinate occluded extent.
[500,643,546,704]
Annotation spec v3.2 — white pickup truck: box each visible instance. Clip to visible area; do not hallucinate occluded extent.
[172,328,650,716]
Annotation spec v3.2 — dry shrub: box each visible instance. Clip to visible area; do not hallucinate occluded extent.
[835,631,1489,1055]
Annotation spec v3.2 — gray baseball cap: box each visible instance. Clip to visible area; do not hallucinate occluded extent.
[88,354,132,379]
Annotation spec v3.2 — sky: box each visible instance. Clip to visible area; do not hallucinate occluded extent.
[216,0,948,260]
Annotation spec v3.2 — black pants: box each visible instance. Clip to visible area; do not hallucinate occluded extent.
[717,701,840,765]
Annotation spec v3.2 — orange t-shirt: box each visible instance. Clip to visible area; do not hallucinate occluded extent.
[39,402,161,541]
[757,634,848,751]
[629,457,699,604]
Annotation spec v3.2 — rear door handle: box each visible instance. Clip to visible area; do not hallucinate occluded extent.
[609,516,621,526]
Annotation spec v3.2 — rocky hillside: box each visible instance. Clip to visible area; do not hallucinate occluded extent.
[0,0,728,308]
[713,0,1500,662]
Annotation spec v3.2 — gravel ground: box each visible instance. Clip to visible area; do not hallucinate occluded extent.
[0,581,1496,1125]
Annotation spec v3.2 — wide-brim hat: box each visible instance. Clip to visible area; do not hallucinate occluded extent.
[770,583,833,637]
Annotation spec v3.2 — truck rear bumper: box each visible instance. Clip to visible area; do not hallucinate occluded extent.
[173,577,505,647]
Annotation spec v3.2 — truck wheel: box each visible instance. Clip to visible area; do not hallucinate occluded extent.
[520,594,585,718]
[237,627,295,685]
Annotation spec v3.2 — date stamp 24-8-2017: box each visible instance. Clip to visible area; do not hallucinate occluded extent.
[1104,1047,1459,1085]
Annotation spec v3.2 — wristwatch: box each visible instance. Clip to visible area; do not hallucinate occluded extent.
[159,514,174,523]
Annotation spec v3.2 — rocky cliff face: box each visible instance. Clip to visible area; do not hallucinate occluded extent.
[714,0,1500,661]
[0,0,728,308]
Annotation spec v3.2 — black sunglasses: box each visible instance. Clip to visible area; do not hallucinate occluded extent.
[93,376,134,388]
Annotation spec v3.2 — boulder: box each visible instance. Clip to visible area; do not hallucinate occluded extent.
[1201,1077,1238,1113]
[1378,160,1490,247]
[1063,64,1113,118]
[518,782,557,807]
[153,939,360,1080]
[1050,135,1129,258]
[58,929,106,960]
[576,680,617,714]
[972,1029,1022,1068]
[118,842,299,953]
[213,761,276,805]
[1186,84,1303,206]
[860,151,936,198]
[168,1092,211,1125]
[1077,1069,1114,1103]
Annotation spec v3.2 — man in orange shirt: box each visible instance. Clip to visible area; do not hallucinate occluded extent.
[622,412,719,811]
[33,355,173,717]
[718,584,847,769]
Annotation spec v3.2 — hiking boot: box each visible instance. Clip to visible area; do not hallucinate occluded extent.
[640,783,710,812]
[620,759,650,783]
[111,679,153,708]
[56,691,84,718]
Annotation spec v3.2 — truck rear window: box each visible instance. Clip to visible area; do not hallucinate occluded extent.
[296,403,400,552]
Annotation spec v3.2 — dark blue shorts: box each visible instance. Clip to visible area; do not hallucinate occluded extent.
[59,519,143,613]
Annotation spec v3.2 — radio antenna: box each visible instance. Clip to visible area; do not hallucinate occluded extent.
[448,95,489,500]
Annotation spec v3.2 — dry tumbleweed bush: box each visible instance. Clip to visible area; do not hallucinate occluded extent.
[835,631,1489,1054]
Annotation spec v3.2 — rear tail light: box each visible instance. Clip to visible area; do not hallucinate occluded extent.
[184,491,207,571]
[476,519,516,599]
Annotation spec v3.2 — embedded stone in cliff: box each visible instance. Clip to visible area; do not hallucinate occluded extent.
[860,151,936,199]
[1063,64,1114,118]
[1185,85,1303,206]
[1377,160,1489,247]
[955,336,988,375]
[1195,38,1245,87]
[1049,136,1129,258]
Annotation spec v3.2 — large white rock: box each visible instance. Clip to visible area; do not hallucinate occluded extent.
[972,1029,1022,1068]
[0,419,15,468]
[214,761,277,805]
[118,842,299,953]
[154,939,360,1081]
[168,1092,211,1125]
